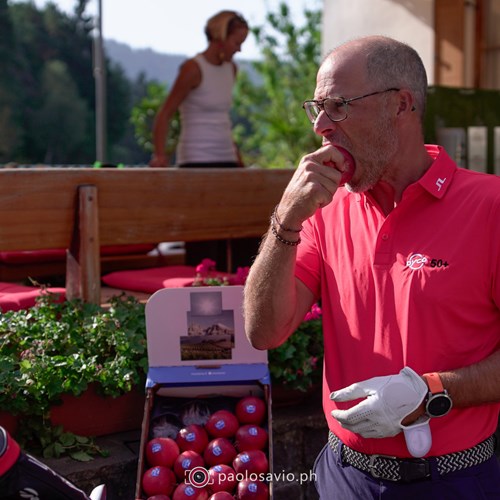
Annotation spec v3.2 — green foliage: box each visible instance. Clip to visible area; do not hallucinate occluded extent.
[130,81,180,157]
[3,1,134,164]
[268,312,324,392]
[233,2,322,168]
[19,421,109,462]
[0,292,148,457]
[31,60,88,163]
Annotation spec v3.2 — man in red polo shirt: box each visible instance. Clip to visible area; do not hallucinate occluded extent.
[244,35,500,498]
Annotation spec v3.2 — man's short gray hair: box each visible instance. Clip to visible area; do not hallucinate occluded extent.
[363,37,428,118]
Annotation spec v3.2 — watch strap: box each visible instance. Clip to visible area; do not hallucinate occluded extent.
[423,372,444,394]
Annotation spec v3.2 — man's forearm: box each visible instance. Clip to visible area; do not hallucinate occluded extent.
[440,349,500,408]
[243,228,310,350]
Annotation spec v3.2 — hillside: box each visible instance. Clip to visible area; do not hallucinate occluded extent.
[104,39,258,87]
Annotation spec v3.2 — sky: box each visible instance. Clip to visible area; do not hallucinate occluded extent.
[20,0,315,61]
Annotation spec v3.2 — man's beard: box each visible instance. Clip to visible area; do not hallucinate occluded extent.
[345,113,398,193]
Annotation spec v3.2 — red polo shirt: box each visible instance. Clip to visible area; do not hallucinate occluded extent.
[295,145,500,457]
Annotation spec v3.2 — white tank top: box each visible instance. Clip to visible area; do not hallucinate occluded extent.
[176,54,237,164]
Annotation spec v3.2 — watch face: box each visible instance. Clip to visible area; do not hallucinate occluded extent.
[427,394,452,417]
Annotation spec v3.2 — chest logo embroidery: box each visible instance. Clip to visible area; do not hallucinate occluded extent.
[406,253,428,270]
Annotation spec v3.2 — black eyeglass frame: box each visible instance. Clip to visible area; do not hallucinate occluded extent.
[302,88,401,124]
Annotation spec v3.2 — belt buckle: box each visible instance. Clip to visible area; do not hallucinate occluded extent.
[368,454,398,481]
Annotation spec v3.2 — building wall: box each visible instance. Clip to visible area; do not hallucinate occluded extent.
[322,0,435,84]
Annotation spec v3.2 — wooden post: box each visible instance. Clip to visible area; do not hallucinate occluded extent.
[66,185,101,304]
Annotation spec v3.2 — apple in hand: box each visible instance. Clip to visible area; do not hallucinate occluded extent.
[146,437,180,468]
[235,397,266,425]
[324,145,356,186]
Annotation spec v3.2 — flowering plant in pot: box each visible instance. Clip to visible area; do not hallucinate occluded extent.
[267,302,323,396]
[191,259,324,393]
[0,292,148,460]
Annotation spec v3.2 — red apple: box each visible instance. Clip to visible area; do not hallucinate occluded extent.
[236,479,269,499]
[208,492,234,500]
[146,437,180,468]
[142,466,176,497]
[176,424,209,454]
[174,450,205,482]
[205,410,239,438]
[203,438,237,467]
[235,397,266,425]
[233,450,269,475]
[235,425,268,452]
[208,464,237,494]
[147,496,171,500]
[172,482,209,500]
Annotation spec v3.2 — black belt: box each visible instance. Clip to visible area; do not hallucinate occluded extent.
[328,431,496,482]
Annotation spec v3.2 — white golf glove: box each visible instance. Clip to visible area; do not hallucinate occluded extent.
[330,367,427,438]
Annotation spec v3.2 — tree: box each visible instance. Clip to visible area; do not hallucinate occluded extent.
[31,60,88,163]
[233,2,322,169]
[129,80,180,160]
[0,0,23,161]
[4,0,135,164]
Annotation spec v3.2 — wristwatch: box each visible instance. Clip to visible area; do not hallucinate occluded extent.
[423,372,453,418]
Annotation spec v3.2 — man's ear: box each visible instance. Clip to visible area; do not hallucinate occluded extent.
[397,90,415,115]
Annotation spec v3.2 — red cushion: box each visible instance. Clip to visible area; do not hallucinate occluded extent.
[101,265,234,293]
[100,244,157,256]
[0,249,66,264]
[0,244,157,264]
[0,283,65,312]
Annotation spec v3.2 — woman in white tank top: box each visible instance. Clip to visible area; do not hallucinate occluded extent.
[150,11,249,168]
[150,11,256,270]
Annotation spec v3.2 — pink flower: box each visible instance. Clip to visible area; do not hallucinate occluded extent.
[303,303,322,321]
[231,266,250,285]
[195,258,217,276]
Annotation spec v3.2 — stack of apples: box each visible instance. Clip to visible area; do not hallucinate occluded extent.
[140,395,270,500]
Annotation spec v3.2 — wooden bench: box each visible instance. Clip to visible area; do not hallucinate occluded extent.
[0,167,293,304]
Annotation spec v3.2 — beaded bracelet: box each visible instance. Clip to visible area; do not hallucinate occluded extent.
[270,221,301,246]
[272,205,302,233]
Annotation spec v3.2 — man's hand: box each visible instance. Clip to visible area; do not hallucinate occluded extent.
[274,144,351,232]
[330,367,427,438]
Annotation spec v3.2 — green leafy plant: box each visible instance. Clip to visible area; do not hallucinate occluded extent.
[267,303,323,392]
[0,292,148,459]
[233,1,323,168]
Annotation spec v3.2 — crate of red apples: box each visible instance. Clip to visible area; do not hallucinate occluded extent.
[135,286,273,500]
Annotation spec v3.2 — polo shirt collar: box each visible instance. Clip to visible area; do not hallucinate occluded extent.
[417,144,457,199]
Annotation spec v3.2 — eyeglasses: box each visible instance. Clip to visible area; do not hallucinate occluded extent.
[302,88,400,124]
